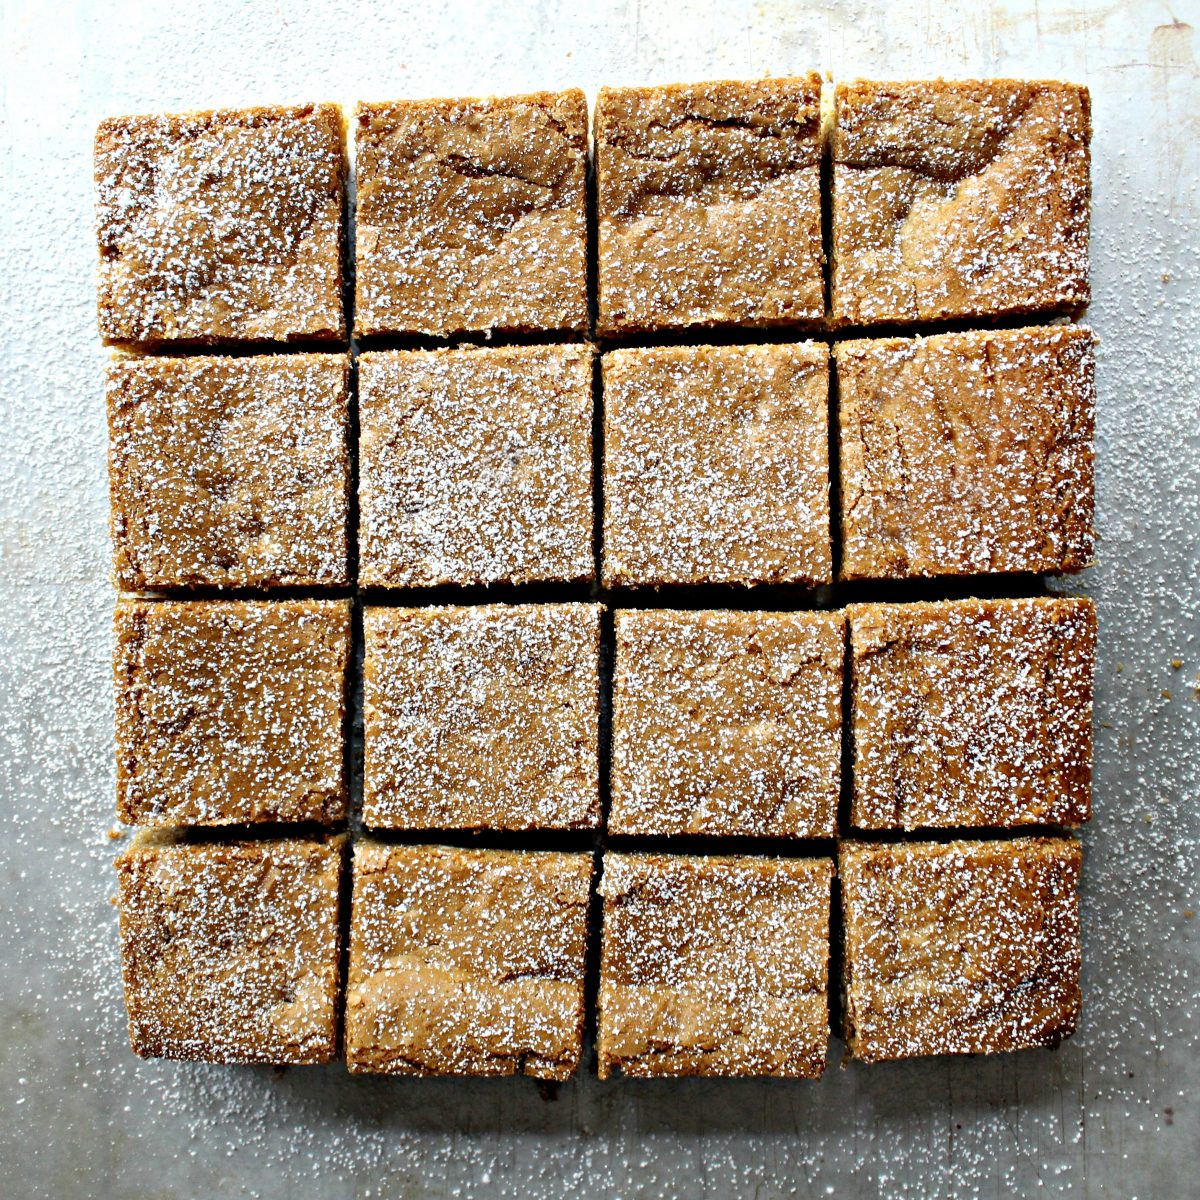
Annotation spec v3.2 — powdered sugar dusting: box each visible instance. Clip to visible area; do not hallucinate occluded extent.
[831,79,1090,325]
[603,342,831,586]
[849,597,1095,830]
[355,91,588,336]
[113,599,351,826]
[346,843,591,1078]
[107,353,351,589]
[116,835,343,1063]
[95,104,346,345]
[838,324,1095,579]
[840,838,1082,1062]
[362,604,601,831]
[2,4,1198,1197]
[359,345,594,587]
[610,609,842,836]
[597,853,832,1078]
[596,76,824,334]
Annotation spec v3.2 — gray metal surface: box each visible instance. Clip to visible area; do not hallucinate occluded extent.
[1,1,1197,1196]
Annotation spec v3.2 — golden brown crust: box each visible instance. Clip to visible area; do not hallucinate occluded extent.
[602,342,831,586]
[837,324,1095,580]
[95,104,346,346]
[116,836,343,1063]
[358,345,594,587]
[609,610,843,837]
[595,75,824,335]
[362,604,602,831]
[355,90,588,336]
[848,598,1095,830]
[830,79,1090,325]
[345,844,591,1079]
[107,353,350,591]
[597,853,831,1078]
[839,838,1082,1062]
[113,600,351,827]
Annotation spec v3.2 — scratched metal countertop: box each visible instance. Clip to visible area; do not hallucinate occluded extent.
[1,2,1197,1196]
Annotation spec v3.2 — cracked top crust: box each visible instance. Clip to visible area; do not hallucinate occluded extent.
[107,353,351,591]
[95,104,346,346]
[355,90,588,336]
[595,75,824,335]
[840,838,1082,1062]
[358,344,594,587]
[116,835,343,1064]
[345,843,591,1079]
[362,603,601,832]
[848,597,1095,831]
[598,853,832,1078]
[831,79,1091,325]
[113,599,351,827]
[602,342,831,587]
[609,609,842,837]
[837,324,1095,580]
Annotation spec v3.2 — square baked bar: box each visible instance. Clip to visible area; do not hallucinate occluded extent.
[598,853,832,1078]
[114,599,350,827]
[595,76,824,336]
[358,345,594,587]
[840,838,1082,1062]
[95,104,346,346]
[830,79,1090,326]
[355,90,588,336]
[345,843,592,1078]
[609,609,843,837]
[849,597,1096,831]
[363,603,601,830]
[837,324,1095,580]
[107,353,350,591]
[602,343,830,587]
[116,833,343,1063]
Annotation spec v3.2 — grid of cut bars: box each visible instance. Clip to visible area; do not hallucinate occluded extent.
[102,77,1095,1079]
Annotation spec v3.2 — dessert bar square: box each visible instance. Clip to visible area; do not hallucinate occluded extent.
[345,843,592,1078]
[830,79,1090,326]
[609,609,843,837]
[602,343,831,587]
[840,838,1082,1062]
[114,599,351,827]
[595,76,824,336]
[107,353,351,591]
[598,853,832,1078]
[837,325,1095,580]
[95,104,346,346]
[358,345,594,587]
[116,834,343,1063]
[355,90,588,336]
[363,603,601,831]
[848,597,1096,830]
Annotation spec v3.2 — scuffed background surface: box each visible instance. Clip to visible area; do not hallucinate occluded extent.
[0,1,1196,1196]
